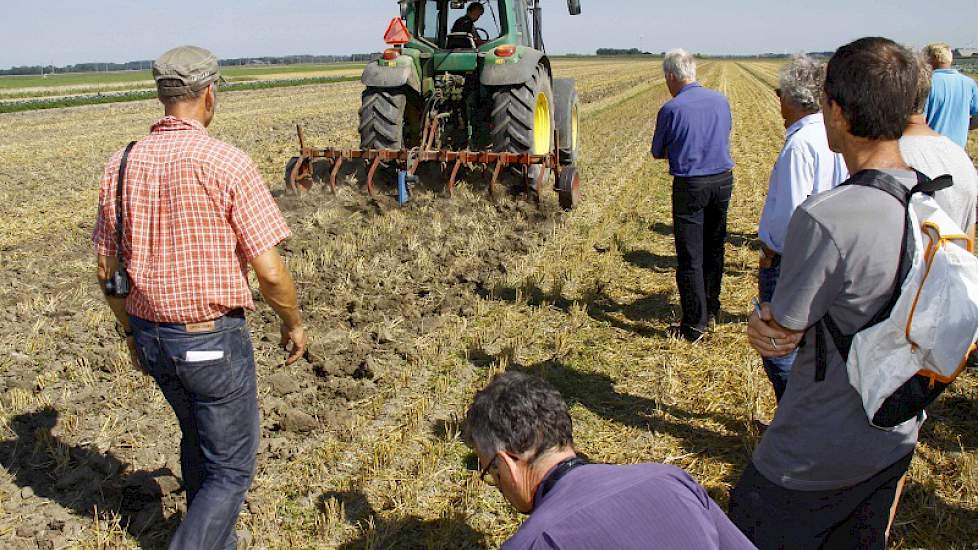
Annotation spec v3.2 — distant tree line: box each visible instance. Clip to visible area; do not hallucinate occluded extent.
[596,48,651,57]
[0,54,379,76]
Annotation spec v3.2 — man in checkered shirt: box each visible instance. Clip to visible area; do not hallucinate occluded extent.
[93,46,306,549]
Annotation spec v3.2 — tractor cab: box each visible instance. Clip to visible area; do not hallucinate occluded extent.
[409,0,529,51]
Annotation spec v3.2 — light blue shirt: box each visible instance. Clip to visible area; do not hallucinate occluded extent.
[758,113,848,253]
[925,68,978,148]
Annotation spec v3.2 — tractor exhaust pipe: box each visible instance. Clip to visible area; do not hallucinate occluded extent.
[567,0,581,15]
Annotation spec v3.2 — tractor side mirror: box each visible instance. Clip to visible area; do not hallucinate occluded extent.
[567,0,581,15]
[399,0,409,20]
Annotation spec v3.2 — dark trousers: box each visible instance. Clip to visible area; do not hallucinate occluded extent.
[672,171,734,331]
[758,257,796,402]
[728,453,913,550]
[131,313,259,550]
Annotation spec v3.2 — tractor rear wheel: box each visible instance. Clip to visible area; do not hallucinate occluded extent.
[491,64,554,190]
[553,78,580,165]
[359,87,407,150]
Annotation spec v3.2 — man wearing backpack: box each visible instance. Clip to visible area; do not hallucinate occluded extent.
[729,38,924,549]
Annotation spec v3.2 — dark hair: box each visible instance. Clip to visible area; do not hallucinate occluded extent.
[462,371,573,460]
[467,2,485,13]
[824,37,918,140]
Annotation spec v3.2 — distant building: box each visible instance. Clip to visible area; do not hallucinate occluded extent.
[954,48,978,58]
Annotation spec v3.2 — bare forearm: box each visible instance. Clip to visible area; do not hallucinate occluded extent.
[105,295,131,330]
[97,256,130,330]
[259,274,302,329]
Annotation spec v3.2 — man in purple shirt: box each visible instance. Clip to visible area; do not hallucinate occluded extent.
[651,49,735,342]
[462,371,756,550]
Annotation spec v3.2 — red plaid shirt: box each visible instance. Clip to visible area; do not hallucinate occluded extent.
[93,116,290,323]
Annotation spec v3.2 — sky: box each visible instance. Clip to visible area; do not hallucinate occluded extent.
[2,0,976,68]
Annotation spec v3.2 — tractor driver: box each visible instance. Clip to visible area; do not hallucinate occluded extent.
[450,2,486,48]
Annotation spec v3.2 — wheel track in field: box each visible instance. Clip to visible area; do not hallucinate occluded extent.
[263,63,724,548]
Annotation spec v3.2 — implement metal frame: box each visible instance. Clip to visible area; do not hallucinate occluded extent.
[286,125,562,202]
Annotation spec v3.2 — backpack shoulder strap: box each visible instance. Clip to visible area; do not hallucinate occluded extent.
[910,169,953,196]
[841,169,911,206]
[115,141,137,267]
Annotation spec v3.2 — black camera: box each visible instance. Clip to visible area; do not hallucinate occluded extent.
[104,269,131,298]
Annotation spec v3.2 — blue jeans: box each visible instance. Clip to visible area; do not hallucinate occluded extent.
[759,260,796,402]
[131,313,259,550]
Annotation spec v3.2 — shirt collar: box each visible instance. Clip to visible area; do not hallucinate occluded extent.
[151,115,207,134]
[934,68,958,74]
[677,82,702,95]
[785,112,822,139]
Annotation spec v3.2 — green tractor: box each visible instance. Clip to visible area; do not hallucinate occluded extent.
[355,0,583,208]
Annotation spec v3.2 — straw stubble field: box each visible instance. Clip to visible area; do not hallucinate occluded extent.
[0,59,975,549]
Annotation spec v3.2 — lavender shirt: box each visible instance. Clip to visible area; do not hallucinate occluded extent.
[651,83,735,178]
[501,463,756,550]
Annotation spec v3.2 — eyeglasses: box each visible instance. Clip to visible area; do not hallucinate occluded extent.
[479,454,499,486]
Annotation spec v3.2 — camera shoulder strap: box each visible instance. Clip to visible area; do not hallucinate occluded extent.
[115,141,137,267]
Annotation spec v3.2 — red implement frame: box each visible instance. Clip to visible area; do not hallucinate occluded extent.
[286,125,561,201]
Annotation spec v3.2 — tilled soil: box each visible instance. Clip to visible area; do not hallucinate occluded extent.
[0,59,658,548]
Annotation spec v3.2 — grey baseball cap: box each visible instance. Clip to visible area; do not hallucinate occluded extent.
[153,45,224,97]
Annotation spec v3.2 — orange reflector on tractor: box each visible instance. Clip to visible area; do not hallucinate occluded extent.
[384,18,411,45]
[495,45,517,57]
[383,48,400,61]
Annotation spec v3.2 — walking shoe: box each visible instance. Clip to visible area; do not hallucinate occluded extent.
[666,324,705,343]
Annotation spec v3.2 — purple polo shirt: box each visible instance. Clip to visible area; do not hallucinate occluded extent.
[651,83,735,177]
[501,463,756,550]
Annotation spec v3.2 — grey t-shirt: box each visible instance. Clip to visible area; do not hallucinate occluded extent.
[752,169,923,491]
[899,135,978,234]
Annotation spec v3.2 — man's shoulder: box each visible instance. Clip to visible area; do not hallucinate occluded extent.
[503,464,715,549]
[186,135,256,176]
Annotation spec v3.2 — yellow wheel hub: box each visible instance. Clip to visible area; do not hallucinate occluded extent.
[571,103,579,151]
[533,92,552,155]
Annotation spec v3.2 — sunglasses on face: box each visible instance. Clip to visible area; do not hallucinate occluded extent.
[479,454,499,486]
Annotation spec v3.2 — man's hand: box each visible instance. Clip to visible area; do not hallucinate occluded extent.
[748,302,802,358]
[126,336,147,375]
[280,324,307,365]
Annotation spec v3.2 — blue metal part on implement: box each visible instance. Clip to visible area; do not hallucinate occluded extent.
[397,169,410,206]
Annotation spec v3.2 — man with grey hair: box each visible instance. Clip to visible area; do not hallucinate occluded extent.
[652,49,735,342]
[755,55,847,402]
[94,45,307,548]
[901,55,977,237]
[463,370,755,549]
[923,42,978,148]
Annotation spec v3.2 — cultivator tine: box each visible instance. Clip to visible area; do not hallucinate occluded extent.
[287,158,302,195]
[534,165,549,204]
[328,157,343,194]
[448,157,463,197]
[489,161,503,197]
[366,156,381,196]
